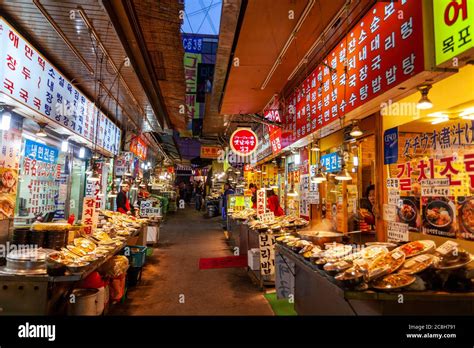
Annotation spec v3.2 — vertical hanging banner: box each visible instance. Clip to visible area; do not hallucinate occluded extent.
[82,196,97,235]
[256,188,266,216]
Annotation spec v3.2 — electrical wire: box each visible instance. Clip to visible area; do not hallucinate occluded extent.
[196,0,214,33]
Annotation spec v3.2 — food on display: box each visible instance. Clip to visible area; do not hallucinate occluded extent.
[344,245,388,262]
[371,273,416,290]
[394,240,435,258]
[0,196,15,219]
[232,209,256,220]
[335,267,367,288]
[365,242,397,250]
[73,238,96,253]
[323,260,353,276]
[434,248,472,270]
[398,254,435,275]
[369,250,405,278]
[323,245,353,259]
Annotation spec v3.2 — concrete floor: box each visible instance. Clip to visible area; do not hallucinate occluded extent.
[109,207,274,315]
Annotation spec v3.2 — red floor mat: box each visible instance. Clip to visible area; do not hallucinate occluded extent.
[199,255,248,270]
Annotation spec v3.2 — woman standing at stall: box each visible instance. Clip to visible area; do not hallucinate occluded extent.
[116,183,131,215]
[267,189,284,216]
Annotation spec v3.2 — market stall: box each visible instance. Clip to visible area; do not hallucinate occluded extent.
[0,210,151,315]
[275,235,474,315]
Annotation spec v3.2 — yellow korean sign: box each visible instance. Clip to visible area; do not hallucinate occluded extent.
[434,0,474,66]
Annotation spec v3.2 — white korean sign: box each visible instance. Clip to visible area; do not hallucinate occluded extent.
[387,221,409,242]
[140,200,161,217]
[421,178,450,197]
[258,212,274,224]
[259,232,276,276]
[0,18,121,155]
[388,189,401,206]
[386,178,399,189]
[299,174,310,218]
[383,204,397,222]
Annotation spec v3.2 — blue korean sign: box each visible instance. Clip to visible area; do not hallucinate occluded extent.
[24,139,59,164]
[384,127,399,165]
[320,152,341,173]
[182,34,203,53]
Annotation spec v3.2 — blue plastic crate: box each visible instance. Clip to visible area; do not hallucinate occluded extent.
[123,245,147,267]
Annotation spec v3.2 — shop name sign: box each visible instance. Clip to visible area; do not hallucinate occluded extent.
[200,146,221,159]
[24,139,58,164]
[433,0,474,66]
[320,152,341,173]
[182,34,203,53]
[0,18,121,155]
[130,136,147,161]
[281,0,424,148]
[230,128,258,156]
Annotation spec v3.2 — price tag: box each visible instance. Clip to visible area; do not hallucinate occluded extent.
[435,240,458,255]
[391,251,404,260]
[259,212,275,224]
[413,254,431,263]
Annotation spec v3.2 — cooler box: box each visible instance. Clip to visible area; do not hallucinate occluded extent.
[248,248,260,270]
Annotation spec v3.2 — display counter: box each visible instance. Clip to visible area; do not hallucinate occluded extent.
[277,244,474,316]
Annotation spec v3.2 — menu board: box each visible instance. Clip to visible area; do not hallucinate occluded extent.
[0,127,22,220]
[0,18,121,155]
[19,139,61,217]
[281,0,424,149]
[263,109,283,155]
[389,120,474,243]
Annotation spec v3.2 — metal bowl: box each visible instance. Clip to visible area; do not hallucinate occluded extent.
[67,262,90,274]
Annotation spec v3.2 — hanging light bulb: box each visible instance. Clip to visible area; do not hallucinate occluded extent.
[335,166,352,181]
[0,111,11,131]
[79,146,86,159]
[92,152,100,160]
[416,85,433,110]
[36,122,48,137]
[349,123,363,137]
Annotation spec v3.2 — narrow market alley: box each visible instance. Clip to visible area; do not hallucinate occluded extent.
[110,207,274,315]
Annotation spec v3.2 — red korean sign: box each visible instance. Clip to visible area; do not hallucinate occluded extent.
[282,0,424,148]
[230,128,258,156]
[264,109,283,155]
[130,136,147,161]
